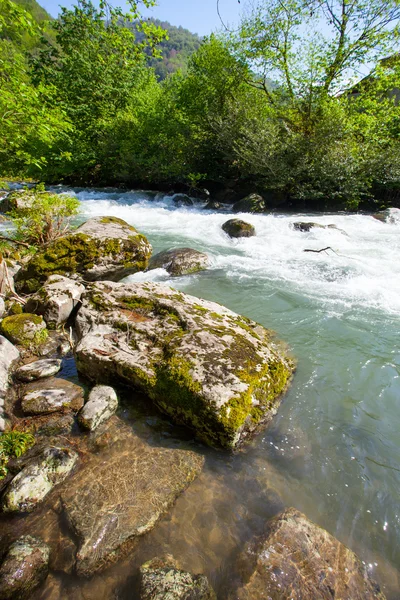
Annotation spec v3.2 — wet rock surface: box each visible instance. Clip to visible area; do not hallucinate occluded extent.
[61,418,204,576]
[139,555,216,600]
[74,281,294,449]
[0,336,19,431]
[20,377,84,415]
[232,194,266,214]
[2,447,78,513]
[232,508,386,600]
[222,219,256,238]
[15,359,62,383]
[0,535,49,600]
[148,248,209,276]
[372,207,400,224]
[24,275,85,329]
[78,385,118,431]
[15,216,152,294]
[0,314,47,350]
[172,194,194,207]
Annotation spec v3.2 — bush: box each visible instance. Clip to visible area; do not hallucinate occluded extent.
[0,429,35,480]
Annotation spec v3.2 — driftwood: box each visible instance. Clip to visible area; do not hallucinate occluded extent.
[0,234,30,248]
[304,246,338,255]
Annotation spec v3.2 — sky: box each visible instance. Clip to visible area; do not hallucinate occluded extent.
[38,0,247,36]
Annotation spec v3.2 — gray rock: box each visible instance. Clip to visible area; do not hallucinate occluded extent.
[21,378,84,415]
[2,447,78,513]
[172,194,194,207]
[140,555,216,600]
[292,221,325,232]
[78,385,118,431]
[61,418,204,576]
[0,336,19,431]
[232,508,386,600]
[232,193,266,214]
[222,219,256,238]
[0,190,34,213]
[15,216,152,294]
[0,259,15,297]
[372,207,400,224]
[0,314,48,350]
[24,275,85,329]
[15,359,62,383]
[0,298,5,319]
[148,248,209,276]
[0,536,50,600]
[74,281,294,450]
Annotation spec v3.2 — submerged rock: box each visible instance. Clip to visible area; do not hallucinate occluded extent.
[0,536,50,600]
[24,275,85,329]
[222,219,256,238]
[0,336,19,431]
[75,281,294,449]
[15,216,152,294]
[61,418,204,576]
[0,314,48,350]
[292,221,325,232]
[232,508,386,600]
[2,447,78,513]
[372,207,400,224]
[15,359,62,383]
[172,194,194,207]
[78,385,118,431]
[148,248,209,276]
[21,377,84,415]
[232,193,266,214]
[140,555,216,600]
[203,200,224,211]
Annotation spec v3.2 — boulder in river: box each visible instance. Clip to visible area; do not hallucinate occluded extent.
[172,194,194,207]
[74,281,294,449]
[222,219,256,238]
[139,555,216,600]
[24,275,85,329]
[203,200,224,211]
[372,207,400,224]
[20,377,84,415]
[148,248,209,276]
[15,359,62,383]
[78,385,118,431]
[0,536,50,600]
[61,418,204,576]
[232,193,266,214]
[2,447,78,513]
[0,314,48,350]
[0,336,19,431]
[15,216,152,294]
[232,508,386,600]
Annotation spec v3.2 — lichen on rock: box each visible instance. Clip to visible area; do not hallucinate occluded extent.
[0,535,50,600]
[0,314,48,350]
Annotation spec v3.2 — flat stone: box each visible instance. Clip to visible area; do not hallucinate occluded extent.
[15,359,62,383]
[24,275,85,329]
[61,418,204,576]
[222,219,256,238]
[0,536,50,600]
[148,248,209,276]
[21,378,84,415]
[2,447,78,513]
[78,385,118,431]
[232,508,386,600]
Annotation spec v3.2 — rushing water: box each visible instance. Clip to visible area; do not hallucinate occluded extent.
[18,188,400,597]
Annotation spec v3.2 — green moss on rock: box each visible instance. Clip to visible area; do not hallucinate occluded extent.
[0,313,48,349]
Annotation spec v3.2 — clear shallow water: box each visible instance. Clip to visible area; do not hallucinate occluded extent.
[44,189,400,596]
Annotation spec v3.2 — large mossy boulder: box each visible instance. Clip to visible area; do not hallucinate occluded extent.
[148,248,209,276]
[231,508,386,600]
[232,193,266,214]
[0,536,50,600]
[0,314,48,350]
[15,216,152,294]
[74,281,294,449]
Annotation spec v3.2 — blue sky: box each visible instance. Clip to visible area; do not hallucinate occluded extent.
[39,0,246,36]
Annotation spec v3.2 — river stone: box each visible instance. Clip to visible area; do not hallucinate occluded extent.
[24,275,85,329]
[232,508,386,600]
[0,298,5,319]
[20,378,84,415]
[372,207,400,224]
[61,418,204,576]
[0,536,50,600]
[222,219,256,238]
[78,385,118,431]
[15,216,152,294]
[0,336,19,431]
[0,190,34,213]
[2,447,78,513]
[148,248,209,276]
[232,193,266,214]
[139,555,216,600]
[15,359,62,383]
[203,201,224,211]
[0,314,48,350]
[74,281,294,449]
[172,194,194,207]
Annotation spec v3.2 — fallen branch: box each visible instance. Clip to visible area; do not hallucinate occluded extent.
[0,235,30,249]
[304,246,338,255]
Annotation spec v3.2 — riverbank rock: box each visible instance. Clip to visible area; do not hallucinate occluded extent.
[232,508,386,600]
[15,359,62,383]
[0,336,19,431]
[2,447,78,513]
[75,281,294,449]
[0,190,34,213]
[222,219,256,238]
[61,418,204,576]
[232,194,266,214]
[0,314,48,350]
[139,555,216,600]
[0,536,50,600]
[372,207,400,224]
[148,248,209,276]
[24,275,85,329]
[15,216,152,294]
[20,378,84,415]
[172,194,194,207]
[78,385,118,431]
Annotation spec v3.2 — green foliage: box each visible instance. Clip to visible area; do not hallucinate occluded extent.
[0,429,35,480]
